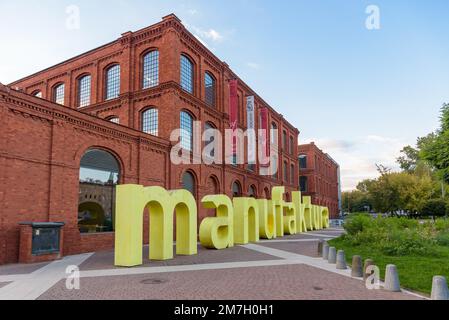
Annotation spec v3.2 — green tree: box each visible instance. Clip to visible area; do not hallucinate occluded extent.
[366,168,434,216]
[421,104,449,184]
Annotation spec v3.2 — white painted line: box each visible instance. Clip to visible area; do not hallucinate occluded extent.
[0,274,29,283]
[259,239,331,243]
[302,233,339,239]
[0,253,93,300]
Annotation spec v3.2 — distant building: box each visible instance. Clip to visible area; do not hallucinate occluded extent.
[298,143,341,218]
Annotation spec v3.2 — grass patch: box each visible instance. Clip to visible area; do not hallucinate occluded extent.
[328,214,449,295]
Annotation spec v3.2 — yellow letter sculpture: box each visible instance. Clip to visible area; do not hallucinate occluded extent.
[257,199,275,239]
[321,207,330,229]
[302,196,314,231]
[312,205,322,230]
[233,198,260,244]
[114,185,197,267]
[271,187,285,238]
[292,192,307,233]
[199,195,234,250]
[283,201,297,235]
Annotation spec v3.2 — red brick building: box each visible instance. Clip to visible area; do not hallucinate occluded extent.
[298,143,341,218]
[0,14,299,265]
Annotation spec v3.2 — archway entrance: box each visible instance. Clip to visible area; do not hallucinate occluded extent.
[78,149,120,233]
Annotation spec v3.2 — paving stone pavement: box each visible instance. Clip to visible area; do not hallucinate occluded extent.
[38,264,423,300]
[0,230,428,300]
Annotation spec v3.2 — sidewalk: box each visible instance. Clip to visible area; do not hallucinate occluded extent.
[0,230,426,300]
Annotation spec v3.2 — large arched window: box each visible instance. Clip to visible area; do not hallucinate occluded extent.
[142,50,159,89]
[249,185,257,198]
[180,111,194,151]
[105,64,120,100]
[232,181,242,198]
[142,108,158,136]
[78,149,120,234]
[182,171,196,196]
[53,83,65,105]
[205,72,216,107]
[78,75,91,108]
[180,54,194,94]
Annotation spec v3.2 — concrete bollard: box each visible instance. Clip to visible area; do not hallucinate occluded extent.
[336,250,347,270]
[328,247,337,264]
[363,259,375,281]
[384,264,401,292]
[351,255,363,278]
[322,243,329,260]
[431,276,449,300]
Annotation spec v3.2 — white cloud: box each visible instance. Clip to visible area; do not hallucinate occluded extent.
[303,135,408,191]
[185,23,225,49]
[247,62,260,70]
[187,9,198,15]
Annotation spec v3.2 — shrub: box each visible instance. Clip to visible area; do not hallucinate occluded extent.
[436,232,449,246]
[343,213,372,236]
[420,199,447,218]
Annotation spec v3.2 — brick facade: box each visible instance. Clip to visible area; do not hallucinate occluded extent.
[0,14,299,265]
[298,143,341,218]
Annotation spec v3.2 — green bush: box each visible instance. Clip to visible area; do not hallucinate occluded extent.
[420,199,447,218]
[340,214,446,256]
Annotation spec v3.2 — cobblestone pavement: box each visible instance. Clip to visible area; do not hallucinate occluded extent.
[0,229,428,300]
[39,264,421,300]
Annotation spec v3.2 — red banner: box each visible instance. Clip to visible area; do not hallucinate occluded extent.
[229,79,238,154]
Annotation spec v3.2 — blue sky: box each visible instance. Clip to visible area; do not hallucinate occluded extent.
[1,0,449,190]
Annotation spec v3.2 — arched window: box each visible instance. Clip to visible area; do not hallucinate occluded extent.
[283,161,288,181]
[180,111,194,151]
[232,181,242,198]
[78,149,120,234]
[205,122,216,159]
[264,187,271,199]
[290,164,295,184]
[108,117,120,124]
[289,136,294,155]
[105,64,120,100]
[271,122,278,146]
[205,72,216,107]
[142,50,159,89]
[180,55,194,94]
[283,130,288,151]
[32,90,42,98]
[182,171,196,196]
[300,176,308,192]
[53,83,65,105]
[299,155,307,169]
[249,185,257,198]
[142,108,158,136]
[78,75,91,108]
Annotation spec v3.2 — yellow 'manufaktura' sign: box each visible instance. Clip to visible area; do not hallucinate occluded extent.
[114,185,330,267]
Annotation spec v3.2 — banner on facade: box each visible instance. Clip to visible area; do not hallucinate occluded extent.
[229,79,239,155]
[259,107,270,167]
[246,96,256,164]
